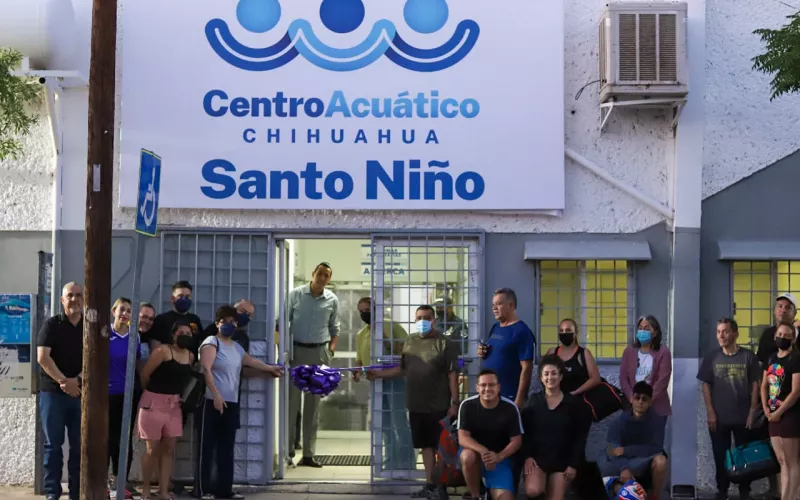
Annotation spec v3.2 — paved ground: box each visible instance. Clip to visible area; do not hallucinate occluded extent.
[0,484,747,499]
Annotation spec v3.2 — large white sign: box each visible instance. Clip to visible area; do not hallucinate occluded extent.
[119,0,564,211]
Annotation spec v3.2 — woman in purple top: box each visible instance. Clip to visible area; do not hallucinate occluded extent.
[107,297,143,499]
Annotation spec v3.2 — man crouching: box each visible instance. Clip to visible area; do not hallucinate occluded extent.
[457,369,523,500]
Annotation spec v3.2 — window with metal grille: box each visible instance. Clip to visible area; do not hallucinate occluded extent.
[732,261,800,348]
[538,260,636,359]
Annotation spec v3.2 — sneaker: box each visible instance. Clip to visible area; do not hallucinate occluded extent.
[411,484,435,498]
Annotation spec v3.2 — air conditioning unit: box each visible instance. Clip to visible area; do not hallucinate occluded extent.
[599,1,688,103]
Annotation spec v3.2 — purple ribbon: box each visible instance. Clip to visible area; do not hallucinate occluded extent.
[288,364,400,397]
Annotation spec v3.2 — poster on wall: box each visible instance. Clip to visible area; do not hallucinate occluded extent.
[119,0,565,211]
[0,295,33,398]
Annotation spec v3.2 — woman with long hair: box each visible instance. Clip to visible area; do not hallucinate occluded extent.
[107,297,142,499]
[546,318,602,396]
[762,321,800,500]
[138,321,195,500]
[522,355,590,500]
[620,315,672,418]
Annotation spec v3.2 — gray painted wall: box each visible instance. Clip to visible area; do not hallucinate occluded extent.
[484,222,673,336]
[695,149,800,493]
[484,224,674,475]
[700,149,800,350]
[48,224,677,487]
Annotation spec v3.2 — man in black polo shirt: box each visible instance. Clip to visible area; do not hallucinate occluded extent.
[146,280,204,355]
[36,282,84,500]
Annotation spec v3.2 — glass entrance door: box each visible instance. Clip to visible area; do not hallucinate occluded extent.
[369,234,483,481]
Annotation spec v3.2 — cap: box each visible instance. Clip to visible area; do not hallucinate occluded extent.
[432,298,445,306]
[777,293,798,308]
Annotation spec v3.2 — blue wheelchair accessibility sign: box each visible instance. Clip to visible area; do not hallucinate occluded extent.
[135,150,161,237]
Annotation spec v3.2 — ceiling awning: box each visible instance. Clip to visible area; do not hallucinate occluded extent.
[524,240,652,261]
[718,241,800,260]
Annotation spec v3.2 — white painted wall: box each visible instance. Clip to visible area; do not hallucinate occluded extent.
[2,1,797,235]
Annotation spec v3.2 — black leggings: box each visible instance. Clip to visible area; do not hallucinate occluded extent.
[108,392,140,477]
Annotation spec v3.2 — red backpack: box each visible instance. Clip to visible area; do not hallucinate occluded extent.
[434,416,464,487]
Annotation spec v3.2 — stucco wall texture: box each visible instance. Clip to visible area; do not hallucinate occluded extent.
[1,0,800,490]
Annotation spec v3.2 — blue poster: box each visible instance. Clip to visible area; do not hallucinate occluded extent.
[0,295,32,345]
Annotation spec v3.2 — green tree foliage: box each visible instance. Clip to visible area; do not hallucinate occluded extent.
[753,13,800,101]
[0,48,42,160]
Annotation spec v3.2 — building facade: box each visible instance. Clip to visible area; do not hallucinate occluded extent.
[0,0,799,493]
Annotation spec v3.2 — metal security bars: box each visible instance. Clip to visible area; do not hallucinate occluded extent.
[370,234,483,480]
[537,260,635,359]
[732,261,800,348]
[161,232,273,485]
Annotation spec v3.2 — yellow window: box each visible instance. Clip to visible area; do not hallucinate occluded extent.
[733,261,800,348]
[539,260,633,359]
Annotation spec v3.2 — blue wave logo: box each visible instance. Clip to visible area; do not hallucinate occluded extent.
[206,0,480,72]
[0,299,30,317]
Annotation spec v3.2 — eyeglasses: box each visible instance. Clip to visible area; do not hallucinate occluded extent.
[477,383,498,389]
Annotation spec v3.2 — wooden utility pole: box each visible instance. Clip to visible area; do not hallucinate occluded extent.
[81,0,117,498]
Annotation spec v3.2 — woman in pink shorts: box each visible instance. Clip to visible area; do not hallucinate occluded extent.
[138,321,195,500]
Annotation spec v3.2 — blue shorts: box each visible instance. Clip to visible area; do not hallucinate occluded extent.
[459,448,515,492]
[483,458,515,492]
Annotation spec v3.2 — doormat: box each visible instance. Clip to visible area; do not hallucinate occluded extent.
[315,455,371,466]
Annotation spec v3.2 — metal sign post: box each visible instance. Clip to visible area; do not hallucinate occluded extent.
[116,150,160,499]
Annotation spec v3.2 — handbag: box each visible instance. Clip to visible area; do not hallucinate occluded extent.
[180,370,206,414]
[725,439,780,484]
[572,348,628,422]
[582,380,627,422]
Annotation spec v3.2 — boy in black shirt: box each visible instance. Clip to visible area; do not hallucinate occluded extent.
[457,369,523,500]
[146,280,203,356]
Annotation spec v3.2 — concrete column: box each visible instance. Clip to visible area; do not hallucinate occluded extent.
[668,0,705,495]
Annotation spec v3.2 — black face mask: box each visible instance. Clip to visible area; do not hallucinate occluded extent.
[360,311,371,324]
[558,333,575,346]
[776,337,793,351]
[176,335,193,350]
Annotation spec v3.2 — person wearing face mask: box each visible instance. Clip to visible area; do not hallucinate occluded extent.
[197,305,284,500]
[353,297,414,471]
[620,316,672,419]
[138,321,196,500]
[367,305,460,499]
[546,318,602,396]
[107,297,144,500]
[761,321,800,500]
[146,281,204,356]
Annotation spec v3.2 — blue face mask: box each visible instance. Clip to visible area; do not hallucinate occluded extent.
[237,312,250,327]
[220,323,236,337]
[416,319,432,335]
[174,297,192,313]
[636,329,652,344]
